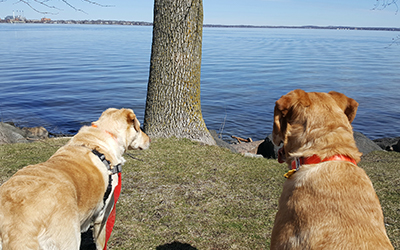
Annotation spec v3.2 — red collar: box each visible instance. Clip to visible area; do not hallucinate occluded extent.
[91,124,117,140]
[284,154,357,179]
[291,154,357,170]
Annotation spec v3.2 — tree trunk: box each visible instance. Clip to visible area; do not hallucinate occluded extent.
[144,0,215,145]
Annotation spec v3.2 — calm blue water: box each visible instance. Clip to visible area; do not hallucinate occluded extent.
[0,24,399,141]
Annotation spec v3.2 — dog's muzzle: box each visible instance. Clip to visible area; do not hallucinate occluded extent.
[278,147,286,163]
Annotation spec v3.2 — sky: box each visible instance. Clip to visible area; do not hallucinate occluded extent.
[0,0,399,27]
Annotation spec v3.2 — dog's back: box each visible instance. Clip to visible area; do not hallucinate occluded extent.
[0,144,106,249]
[271,90,393,249]
[0,108,150,249]
[271,161,393,249]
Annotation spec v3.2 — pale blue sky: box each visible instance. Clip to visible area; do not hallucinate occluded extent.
[0,0,399,27]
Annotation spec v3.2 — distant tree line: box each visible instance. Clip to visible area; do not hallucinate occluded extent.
[0,18,399,32]
[0,18,153,25]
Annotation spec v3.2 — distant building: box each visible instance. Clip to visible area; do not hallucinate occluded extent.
[4,10,26,23]
[41,18,51,23]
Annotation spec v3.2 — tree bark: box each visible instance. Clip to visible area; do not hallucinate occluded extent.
[144,0,215,145]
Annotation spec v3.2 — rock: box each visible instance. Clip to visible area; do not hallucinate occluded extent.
[0,122,29,144]
[228,134,279,159]
[209,130,238,153]
[243,152,264,158]
[230,140,264,155]
[255,132,381,159]
[373,137,400,151]
[22,126,49,139]
[0,122,49,144]
[212,130,384,158]
[353,131,382,155]
[392,140,400,153]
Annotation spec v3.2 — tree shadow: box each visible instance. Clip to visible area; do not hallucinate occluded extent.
[156,241,198,250]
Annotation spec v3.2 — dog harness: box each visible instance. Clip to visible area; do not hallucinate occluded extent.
[80,135,122,249]
[284,154,357,179]
[95,149,122,248]
[92,149,122,176]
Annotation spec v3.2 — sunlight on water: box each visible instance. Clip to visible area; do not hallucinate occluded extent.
[0,24,399,140]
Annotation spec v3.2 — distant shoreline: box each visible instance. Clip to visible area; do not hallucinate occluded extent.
[0,19,399,32]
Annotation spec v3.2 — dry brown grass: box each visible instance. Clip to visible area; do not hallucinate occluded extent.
[108,137,283,249]
[0,137,399,249]
[359,151,400,249]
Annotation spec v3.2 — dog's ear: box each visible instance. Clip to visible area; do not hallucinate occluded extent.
[328,91,359,123]
[133,116,141,132]
[124,110,141,132]
[273,89,310,145]
[273,105,285,145]
[275,89,311,117]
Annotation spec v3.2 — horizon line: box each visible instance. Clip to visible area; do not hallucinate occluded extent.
[1,18,399,31]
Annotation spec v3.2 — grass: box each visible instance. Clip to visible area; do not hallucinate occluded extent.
[0,137,399,249]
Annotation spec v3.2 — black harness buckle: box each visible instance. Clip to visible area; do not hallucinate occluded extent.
[91,149,122,175]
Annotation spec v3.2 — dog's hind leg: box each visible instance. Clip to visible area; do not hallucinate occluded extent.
[0,231,40,250]
[38,218,81,250]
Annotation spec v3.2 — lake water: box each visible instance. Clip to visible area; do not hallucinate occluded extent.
[0,24,399,141]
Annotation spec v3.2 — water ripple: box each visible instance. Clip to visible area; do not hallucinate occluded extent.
[1,24,399,140]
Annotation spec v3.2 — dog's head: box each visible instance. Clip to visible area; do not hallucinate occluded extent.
[92,108,150,151]
[273,89,360,163]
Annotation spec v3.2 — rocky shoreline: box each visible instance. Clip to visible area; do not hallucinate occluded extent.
[0,122,51,144]
[210,130,400,158]
[1,122,399,158]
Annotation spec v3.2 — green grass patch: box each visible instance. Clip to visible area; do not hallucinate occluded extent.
[359,151,400,249]
[0,137,399,249]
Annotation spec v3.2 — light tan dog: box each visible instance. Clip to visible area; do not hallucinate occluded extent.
[0,108,150,249]
[271,90,393,249]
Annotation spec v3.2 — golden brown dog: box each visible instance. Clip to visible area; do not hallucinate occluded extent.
[0,108,150,249]
[271,89,393,249]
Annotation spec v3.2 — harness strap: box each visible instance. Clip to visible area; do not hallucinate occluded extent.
[80,149,123,249]
[103,172,122,250]
[91,149,122,175]
[79,129,123,249]
[99,190,115,234]
[103,175,112,203]
[91,149,122,202]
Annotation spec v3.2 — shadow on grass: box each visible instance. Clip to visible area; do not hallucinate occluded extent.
[156,241,197,250]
